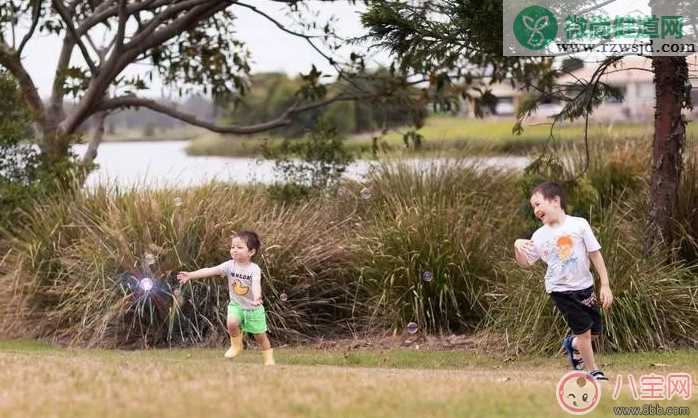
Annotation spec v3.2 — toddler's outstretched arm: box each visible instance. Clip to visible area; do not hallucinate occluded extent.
[177,266,224,284]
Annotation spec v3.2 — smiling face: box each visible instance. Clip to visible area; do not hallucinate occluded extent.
[230,236,255,263]
[530,192,564,225]
[557,374,600,413]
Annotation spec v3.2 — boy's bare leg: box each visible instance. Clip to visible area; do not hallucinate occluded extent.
[255,333,275,365]
[227,320,241,337]
[573,330,598,370]
[253,332,272,350]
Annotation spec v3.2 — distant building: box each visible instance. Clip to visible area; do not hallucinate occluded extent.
[555,54,698,122]
[462,55,698,122]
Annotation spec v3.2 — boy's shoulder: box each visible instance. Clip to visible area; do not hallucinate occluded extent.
[531,224,548,240]
[530,216,591,240]
[566,215,592,228]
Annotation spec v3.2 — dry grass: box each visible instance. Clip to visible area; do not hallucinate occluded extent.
[1,340,696,418]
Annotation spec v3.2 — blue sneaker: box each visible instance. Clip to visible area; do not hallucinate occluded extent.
[562,336,584,370]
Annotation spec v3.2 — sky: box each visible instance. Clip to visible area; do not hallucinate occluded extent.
[15,1,388,99]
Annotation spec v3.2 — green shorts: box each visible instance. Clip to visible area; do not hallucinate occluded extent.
[227,303,268,334]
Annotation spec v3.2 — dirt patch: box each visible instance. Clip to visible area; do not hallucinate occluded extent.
[284,330,506,353]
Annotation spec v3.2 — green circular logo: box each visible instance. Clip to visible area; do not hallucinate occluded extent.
[514,5,558,50]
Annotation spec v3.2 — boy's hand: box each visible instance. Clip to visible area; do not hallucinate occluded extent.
[514,239,535,258]
[599,285,613,309]
[177,272,192,284]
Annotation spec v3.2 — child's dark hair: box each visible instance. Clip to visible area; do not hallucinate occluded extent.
[531,181,567,210]
[233,230,261,255]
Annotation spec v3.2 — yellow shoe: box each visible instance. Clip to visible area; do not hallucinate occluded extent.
[262,348,275,366]
[224,334,243,359]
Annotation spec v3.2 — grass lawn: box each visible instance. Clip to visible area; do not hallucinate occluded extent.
[1,339,695,418]
[184,116,698,158]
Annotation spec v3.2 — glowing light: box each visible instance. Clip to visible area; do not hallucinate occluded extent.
[140,277,154,292]
[406,322,419,334]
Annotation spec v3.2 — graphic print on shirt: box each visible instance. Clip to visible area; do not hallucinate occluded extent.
[556,234,579,281]
[230,270,252,296]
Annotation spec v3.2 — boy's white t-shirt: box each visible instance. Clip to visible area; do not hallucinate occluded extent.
[216,260,262,309]
[528,215,601,293]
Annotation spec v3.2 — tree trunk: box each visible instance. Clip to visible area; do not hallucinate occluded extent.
[646,56,689,253]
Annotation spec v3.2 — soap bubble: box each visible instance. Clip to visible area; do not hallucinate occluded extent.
[406,322,419,334]
[421,271,433,282]
[279,292,288,302]
[360,187,371,200]
[174,197,184,207]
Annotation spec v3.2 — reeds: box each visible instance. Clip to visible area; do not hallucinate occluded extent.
[2,142,696,352]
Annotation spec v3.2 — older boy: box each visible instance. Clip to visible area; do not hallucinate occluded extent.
[514,181,613,381]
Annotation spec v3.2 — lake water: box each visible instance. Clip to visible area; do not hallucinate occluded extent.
[72,141,530,188]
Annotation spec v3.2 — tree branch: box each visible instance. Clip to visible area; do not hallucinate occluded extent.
[52,0,98,75]
[114,0,128,52]
[48,36,75,124]
[0,41,48,130]
[82,109,107,165]
[96,93,378,135]
[126,0,217,47]
[236,1,365,92]
[75,0,173,36]
[62,1,228,135]
[17,0,44,56]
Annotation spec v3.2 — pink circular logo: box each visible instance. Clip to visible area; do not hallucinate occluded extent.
[557,371,601,415]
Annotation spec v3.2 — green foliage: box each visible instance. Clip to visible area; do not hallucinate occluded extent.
[265,119,353,202]
[221,71,424,138]
[361,1,551,115]
[561,57,584,73]
[517,139,647,233]
[0,72,84,227]
[0,71,40,224]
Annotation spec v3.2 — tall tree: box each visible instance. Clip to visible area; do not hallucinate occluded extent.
[0,0,383,174]
[361,0,694,251]
[646,0,693,250]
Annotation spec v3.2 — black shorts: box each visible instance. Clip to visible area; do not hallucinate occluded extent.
[550,286,603,335]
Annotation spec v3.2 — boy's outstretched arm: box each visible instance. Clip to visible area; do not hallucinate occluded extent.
[589,250,613,309]
[514,239,535,268]
[177,266,224,284]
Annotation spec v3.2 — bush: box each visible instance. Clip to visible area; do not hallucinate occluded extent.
[265,119,353,203]
[2,145,697,352]
[0,71,83,230]
[0,183,367,347]
[352,161,522,333]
